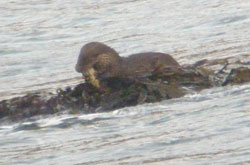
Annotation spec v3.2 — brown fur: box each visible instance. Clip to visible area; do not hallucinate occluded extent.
[75,42,180,79]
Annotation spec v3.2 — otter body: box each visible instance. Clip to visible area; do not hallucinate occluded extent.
[75,42,180,81]
[122,52,180,78]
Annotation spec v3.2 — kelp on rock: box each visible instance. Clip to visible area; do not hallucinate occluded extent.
[0,57,250,121]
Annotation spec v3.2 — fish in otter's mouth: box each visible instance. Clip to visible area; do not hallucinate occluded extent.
[85,68,100,88]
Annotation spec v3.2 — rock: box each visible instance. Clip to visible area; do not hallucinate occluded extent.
[222,67,250,86]
[1,57,250,121]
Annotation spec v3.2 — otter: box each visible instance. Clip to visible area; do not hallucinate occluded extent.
[75,42,181,84]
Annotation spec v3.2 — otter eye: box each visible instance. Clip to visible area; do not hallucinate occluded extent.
[93,62,101,70]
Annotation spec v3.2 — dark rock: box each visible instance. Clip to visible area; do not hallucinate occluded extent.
[222,67,250,86]
[1,58,250,121]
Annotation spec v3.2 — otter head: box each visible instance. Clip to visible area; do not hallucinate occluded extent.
[75,42,122,79]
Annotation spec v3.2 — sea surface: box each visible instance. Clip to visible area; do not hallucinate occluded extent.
[1,0,250,164]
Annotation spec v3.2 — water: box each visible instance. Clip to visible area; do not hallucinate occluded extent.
[1,0,250,164]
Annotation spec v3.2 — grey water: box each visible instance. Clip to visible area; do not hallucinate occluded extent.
[1,0,250,164]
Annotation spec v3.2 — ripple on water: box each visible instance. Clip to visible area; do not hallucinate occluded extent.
[1,0,250,164]
[0,84,250,164]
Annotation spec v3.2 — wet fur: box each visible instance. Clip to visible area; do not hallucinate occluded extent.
[75,42,180,80]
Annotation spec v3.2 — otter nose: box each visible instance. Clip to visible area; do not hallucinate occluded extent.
[75,64,82,73]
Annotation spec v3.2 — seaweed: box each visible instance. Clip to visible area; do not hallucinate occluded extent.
[1,58,250,121]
